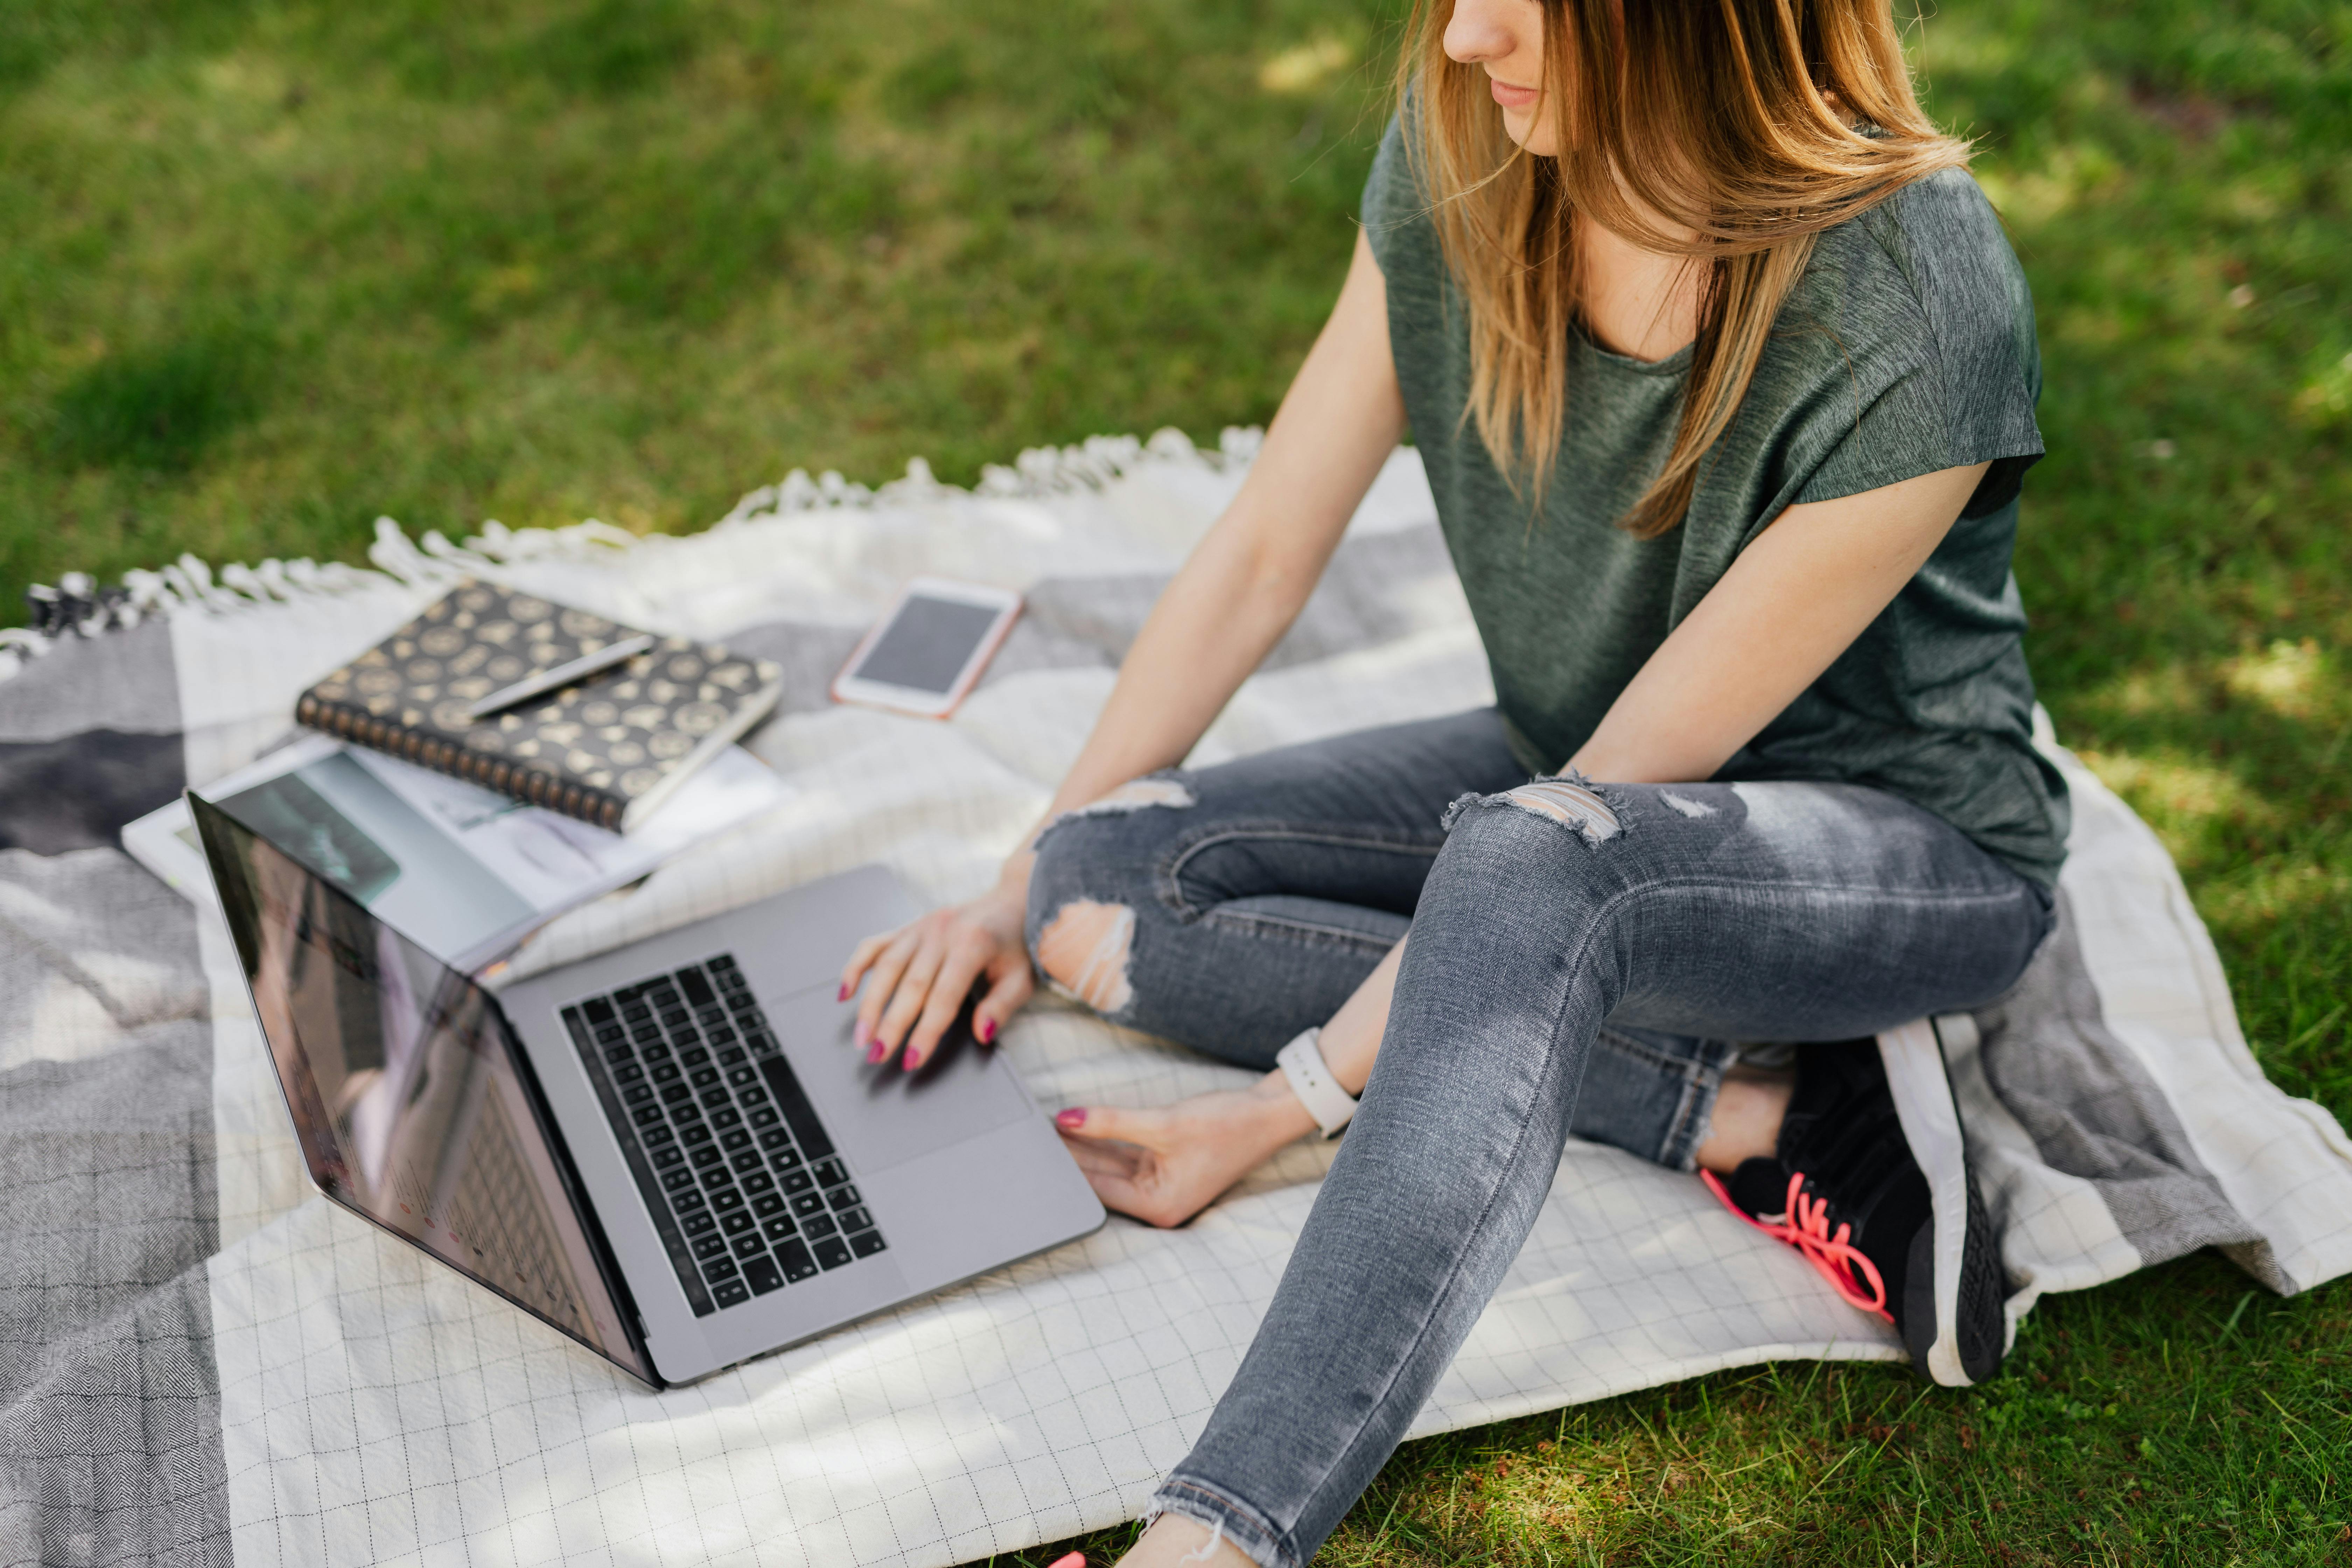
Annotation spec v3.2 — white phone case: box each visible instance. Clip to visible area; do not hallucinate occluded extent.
[829,577,1023,719]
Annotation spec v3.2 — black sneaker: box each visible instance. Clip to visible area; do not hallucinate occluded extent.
[1703,1026,2007,1385]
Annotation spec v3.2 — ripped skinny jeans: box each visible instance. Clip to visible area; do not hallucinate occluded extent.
[1024,708,2053,1568]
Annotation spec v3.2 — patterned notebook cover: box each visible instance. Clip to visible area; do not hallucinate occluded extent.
[295,581,783,830]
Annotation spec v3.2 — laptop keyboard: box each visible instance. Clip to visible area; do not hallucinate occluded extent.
[560,955,886,1316]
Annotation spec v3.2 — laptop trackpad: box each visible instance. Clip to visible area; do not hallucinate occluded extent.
[766,985,1037,1172]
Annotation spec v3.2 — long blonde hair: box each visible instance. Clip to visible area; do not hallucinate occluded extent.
[1396,0,1970,537]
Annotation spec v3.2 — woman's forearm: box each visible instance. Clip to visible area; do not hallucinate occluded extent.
[1268,471,1995,1134]
[994,231,1406,897]
[851,236,1401,1063]
[1566,462,1990,786]
[1048,511,1328,817]
[985,514,1329,899]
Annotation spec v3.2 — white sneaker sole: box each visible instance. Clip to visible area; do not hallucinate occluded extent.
[1877,1017,1989,1386]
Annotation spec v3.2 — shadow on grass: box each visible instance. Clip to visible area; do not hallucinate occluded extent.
[1013,1257,2351,1567]
[41,321,276,473]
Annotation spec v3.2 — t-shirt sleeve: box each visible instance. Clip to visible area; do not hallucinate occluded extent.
[1360,113,1416,278]
[1789,168,2045,519]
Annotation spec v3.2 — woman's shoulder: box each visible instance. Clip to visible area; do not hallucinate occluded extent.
[1872,162,2008,246]
[1772,161,2044,515]
[1812,165,2032,341]
[1795,163,2038,395]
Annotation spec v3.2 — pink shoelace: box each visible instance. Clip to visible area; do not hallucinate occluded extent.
[1702,1168,1892,1321]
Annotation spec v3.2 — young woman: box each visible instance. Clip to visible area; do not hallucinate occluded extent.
[842,1,2066,1561]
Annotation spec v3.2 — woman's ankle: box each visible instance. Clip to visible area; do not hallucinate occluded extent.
[1115,1513,1259,1568]
[1694,1066,1794,1174]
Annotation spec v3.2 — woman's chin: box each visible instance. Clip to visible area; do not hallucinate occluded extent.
[1499,111,1558,158]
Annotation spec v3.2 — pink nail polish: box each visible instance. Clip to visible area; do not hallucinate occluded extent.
[836,982,850,1003]
[1055,1107,1085,1130]
[865,1038,888,1064]
[852,1020,871,1052]
[900,1049,920,1073]
[978,1017,997,1044]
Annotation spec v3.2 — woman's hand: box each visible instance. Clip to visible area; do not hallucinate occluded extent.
[1052,1076,1317,1228]
[1055,933,1396,1226]
[839,882,1033,1072]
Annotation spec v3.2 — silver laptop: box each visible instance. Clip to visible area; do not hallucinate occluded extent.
[192,792,1104,1388]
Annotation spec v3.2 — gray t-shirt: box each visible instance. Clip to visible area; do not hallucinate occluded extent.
[1363,117,2070,886]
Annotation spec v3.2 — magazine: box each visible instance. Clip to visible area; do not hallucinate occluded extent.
[123,733,791,973]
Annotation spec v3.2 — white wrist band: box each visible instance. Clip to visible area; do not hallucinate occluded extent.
[1276,1027,1358,1139]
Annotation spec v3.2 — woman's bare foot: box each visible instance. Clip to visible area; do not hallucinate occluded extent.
[1112,1513,1258,1568]
[1055,1073,1318,1228]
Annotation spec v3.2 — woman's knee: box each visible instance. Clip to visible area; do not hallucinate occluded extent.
[1030,898,1139,1014]
[1449,775,1625,846]
[1413,780,1638,957]
[1024,776,1199,1014]
[1433,777,1629,881]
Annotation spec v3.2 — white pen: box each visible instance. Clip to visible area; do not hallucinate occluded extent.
[464,634,657,719]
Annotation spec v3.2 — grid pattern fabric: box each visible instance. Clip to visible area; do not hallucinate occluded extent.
[3,432,2348,1568]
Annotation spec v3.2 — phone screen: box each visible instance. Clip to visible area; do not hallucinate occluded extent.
[851,595,1004,695]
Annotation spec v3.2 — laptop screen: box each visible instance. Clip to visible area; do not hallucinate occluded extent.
[192,793,653,1384]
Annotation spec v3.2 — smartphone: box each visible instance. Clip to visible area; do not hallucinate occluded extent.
[830,577,1023,719]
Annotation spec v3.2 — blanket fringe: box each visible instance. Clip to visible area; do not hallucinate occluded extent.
[2,426,1262,680]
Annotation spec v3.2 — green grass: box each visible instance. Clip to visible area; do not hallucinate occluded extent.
[4,0,2346,1561]
[0,0,1387,582]
[1034,1249,2349,1564]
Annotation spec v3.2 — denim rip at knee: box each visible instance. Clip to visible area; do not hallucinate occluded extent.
[1025,768,1448,1058]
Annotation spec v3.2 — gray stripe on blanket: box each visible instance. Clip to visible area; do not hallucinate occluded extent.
[0,620,180,746]
[1975,893,2275,1284]
[0,733,187,855]
[997,524,1458,677]
[0,848,227,1568]
[722,522,1462,718]
[0,618,187,857]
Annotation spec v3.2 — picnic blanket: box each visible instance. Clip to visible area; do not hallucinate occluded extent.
[5,430,2350,1568]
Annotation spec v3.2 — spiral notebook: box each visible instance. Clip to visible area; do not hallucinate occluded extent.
[295,581,783,831]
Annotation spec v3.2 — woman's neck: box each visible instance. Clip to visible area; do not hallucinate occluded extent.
[1574,216,1703,364]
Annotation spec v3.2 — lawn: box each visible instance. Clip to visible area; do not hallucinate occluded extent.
[4,0,2347,1561]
